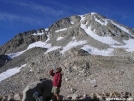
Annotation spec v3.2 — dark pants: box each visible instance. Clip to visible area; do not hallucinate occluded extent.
[33,92,45,101]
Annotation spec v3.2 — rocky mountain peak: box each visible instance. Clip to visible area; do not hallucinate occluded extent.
[0,28,48,55]
[80,13,134,39]
[49,17,72,33]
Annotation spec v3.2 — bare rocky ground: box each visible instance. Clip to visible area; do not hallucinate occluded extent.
[0,48,134,101]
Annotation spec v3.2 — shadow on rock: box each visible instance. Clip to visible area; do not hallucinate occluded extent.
[22,78,52,101]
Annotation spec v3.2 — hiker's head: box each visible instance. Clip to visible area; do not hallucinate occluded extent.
[56,67,62,73]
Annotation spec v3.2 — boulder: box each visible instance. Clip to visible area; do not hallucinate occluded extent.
[22,78,52,101]
[1,96,8,101]
[7,93,14,101]
[14,94,21,101]
[71,94,78,100]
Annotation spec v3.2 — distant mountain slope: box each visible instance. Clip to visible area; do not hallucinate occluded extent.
[0,12,134,57]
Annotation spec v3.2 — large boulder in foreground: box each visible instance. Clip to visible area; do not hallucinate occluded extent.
[22,78,52,101]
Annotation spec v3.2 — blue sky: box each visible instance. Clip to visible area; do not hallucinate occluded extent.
[0,0,134,46]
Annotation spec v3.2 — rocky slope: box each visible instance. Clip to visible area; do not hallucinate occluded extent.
[0,12,134,99]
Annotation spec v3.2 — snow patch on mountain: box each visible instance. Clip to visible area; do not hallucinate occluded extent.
[55,28,67,32]
[91,12,97,15]
[80,22,120,45]
[57,36,64,41]
[7,33,51,59]
[45,46,61,54]
[7,50,26,59]
[27,41,51,49]
[111,21,134,37]
[80,14,134,53]
[60,40,87,54]
[0,64,27,82]
[71,21,74,25]
[112,39,134,52]
[45,28,49,31]
[79,15,85,22]
[72,36,76,40]
[94,17,108,26]
[7,41,51,59]
[81,45,113,56]
[33,32,44,36]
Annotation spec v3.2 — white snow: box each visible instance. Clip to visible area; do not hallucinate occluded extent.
[80,23,120,45]
[112,39,134,52]
[45,28,49,31]
[7,34,53,59]
[45,46,61,54]
[33,32,44,36]
[111,21,134,37]
[7,34,51,59]
[95,17,108,26]
[80,15,85,22]
[123,39,134,51]
[80,15,121,45]
[0,64,27,82]
[7,50,26,59]
[81,45,113,56]
[7,40,51,59]
[60,40,87,54]
[55,28,67,33]
[91,12,97,15]
[79,14,134,54]
[56,36,64,41]
[72,36,76,40]
[71,21,74,24]
[27,41,51,49]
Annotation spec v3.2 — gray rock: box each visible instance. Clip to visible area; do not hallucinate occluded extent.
[7,93,14,101]
[22,79,52,101]
[14,93,21,101]
[49,17,72,34]
[71,94,78,100]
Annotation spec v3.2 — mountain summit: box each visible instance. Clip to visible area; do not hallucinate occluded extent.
[0,12,134,56]
[0,12,134,96]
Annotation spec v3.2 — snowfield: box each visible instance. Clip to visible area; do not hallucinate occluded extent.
[0,64,27,82]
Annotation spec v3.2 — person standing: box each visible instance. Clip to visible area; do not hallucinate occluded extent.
[49,67,62,101]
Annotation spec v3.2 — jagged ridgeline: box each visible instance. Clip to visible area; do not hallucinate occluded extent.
[0,12,134,98]
[0,28,48,54]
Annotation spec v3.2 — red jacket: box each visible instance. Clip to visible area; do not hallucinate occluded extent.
[49,70,62,87]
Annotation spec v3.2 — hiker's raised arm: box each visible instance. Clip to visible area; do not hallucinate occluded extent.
[49,69,55,76]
